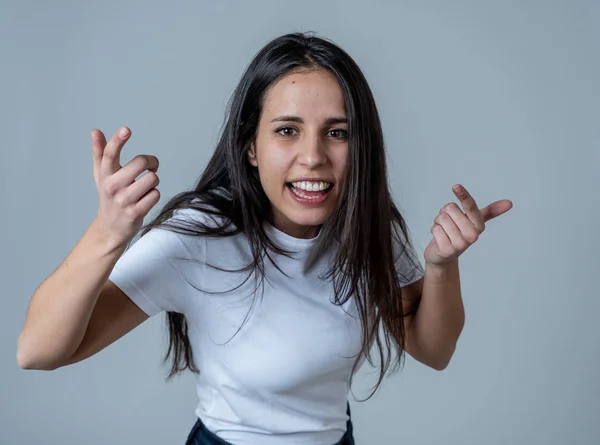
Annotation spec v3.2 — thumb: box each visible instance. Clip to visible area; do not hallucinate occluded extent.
[481,199,513,222]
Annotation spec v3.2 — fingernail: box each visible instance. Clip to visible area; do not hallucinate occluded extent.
[119,127,129,139]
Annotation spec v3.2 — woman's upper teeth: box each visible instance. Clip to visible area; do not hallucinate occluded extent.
[292,181,331,192]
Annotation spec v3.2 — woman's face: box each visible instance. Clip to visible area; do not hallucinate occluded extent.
[249,68,349,239]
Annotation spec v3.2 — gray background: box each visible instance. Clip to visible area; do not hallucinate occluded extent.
[2,1,598,444]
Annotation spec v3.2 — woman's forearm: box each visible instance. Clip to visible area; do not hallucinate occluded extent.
[410,259,465,370]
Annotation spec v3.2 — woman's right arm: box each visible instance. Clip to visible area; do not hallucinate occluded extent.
[17,126,161,370]
[16,220,147,370]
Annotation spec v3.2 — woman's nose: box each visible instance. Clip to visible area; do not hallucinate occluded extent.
[297,136,327,168]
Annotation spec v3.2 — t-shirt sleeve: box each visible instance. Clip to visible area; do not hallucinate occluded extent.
[108,209,204,317]
[393,226,425,287]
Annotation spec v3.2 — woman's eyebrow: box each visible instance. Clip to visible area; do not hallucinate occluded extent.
[269,116,347,125]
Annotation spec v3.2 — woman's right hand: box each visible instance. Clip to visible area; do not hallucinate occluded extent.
[91,126,161,251]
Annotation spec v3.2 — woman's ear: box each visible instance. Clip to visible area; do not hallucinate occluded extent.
[247,144,258,167]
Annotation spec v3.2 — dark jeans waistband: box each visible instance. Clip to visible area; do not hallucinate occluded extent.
[186,403,354,445]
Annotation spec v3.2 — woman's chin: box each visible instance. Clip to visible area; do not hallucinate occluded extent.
[268,191,338,236]
[270,209,332,238]
[287,211,332,230]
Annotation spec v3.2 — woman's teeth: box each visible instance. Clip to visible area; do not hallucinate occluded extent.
[291,181,331,192]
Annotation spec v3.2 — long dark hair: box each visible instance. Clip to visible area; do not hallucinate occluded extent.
[138,32,422,400]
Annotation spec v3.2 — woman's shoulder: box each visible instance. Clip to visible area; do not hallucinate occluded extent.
[167,190,235,233]
[132,193,235,257]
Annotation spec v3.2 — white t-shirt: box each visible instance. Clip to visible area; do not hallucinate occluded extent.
[109,206,424,445]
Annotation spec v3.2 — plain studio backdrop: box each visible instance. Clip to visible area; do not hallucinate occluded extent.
[1,1,598,444]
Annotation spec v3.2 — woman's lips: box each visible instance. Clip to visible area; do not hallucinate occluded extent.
[287,183,332,205]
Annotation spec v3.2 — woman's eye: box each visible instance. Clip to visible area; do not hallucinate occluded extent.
[276,127,298,137]
[328,129,348,139]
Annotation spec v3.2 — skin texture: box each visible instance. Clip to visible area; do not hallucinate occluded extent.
[248,69,349,239]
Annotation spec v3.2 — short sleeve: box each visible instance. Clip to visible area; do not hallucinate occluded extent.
[108,209,204,316]
[393,227,425,287]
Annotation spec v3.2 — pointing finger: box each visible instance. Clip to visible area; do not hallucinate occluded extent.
[452,184,483,227]
[91,129,107,182]
[101,126,131,178]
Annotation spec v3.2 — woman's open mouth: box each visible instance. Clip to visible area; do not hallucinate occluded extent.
[286,180,334,205]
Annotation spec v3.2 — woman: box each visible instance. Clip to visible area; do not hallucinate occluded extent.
[17,33,512,444]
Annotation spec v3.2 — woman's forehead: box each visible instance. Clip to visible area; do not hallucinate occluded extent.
[261,70,346,120]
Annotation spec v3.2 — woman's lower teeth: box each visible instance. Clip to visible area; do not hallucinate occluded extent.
[292,187,324,199]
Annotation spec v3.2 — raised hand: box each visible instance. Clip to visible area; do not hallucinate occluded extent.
[92,127,161,250]
[423,184,513,267]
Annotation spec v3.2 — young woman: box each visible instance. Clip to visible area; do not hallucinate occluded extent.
[17,33,512,445]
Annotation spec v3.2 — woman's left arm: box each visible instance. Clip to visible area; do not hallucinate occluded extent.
[402,184,513,370]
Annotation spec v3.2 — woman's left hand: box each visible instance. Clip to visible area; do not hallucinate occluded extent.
[423,184,513,267]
